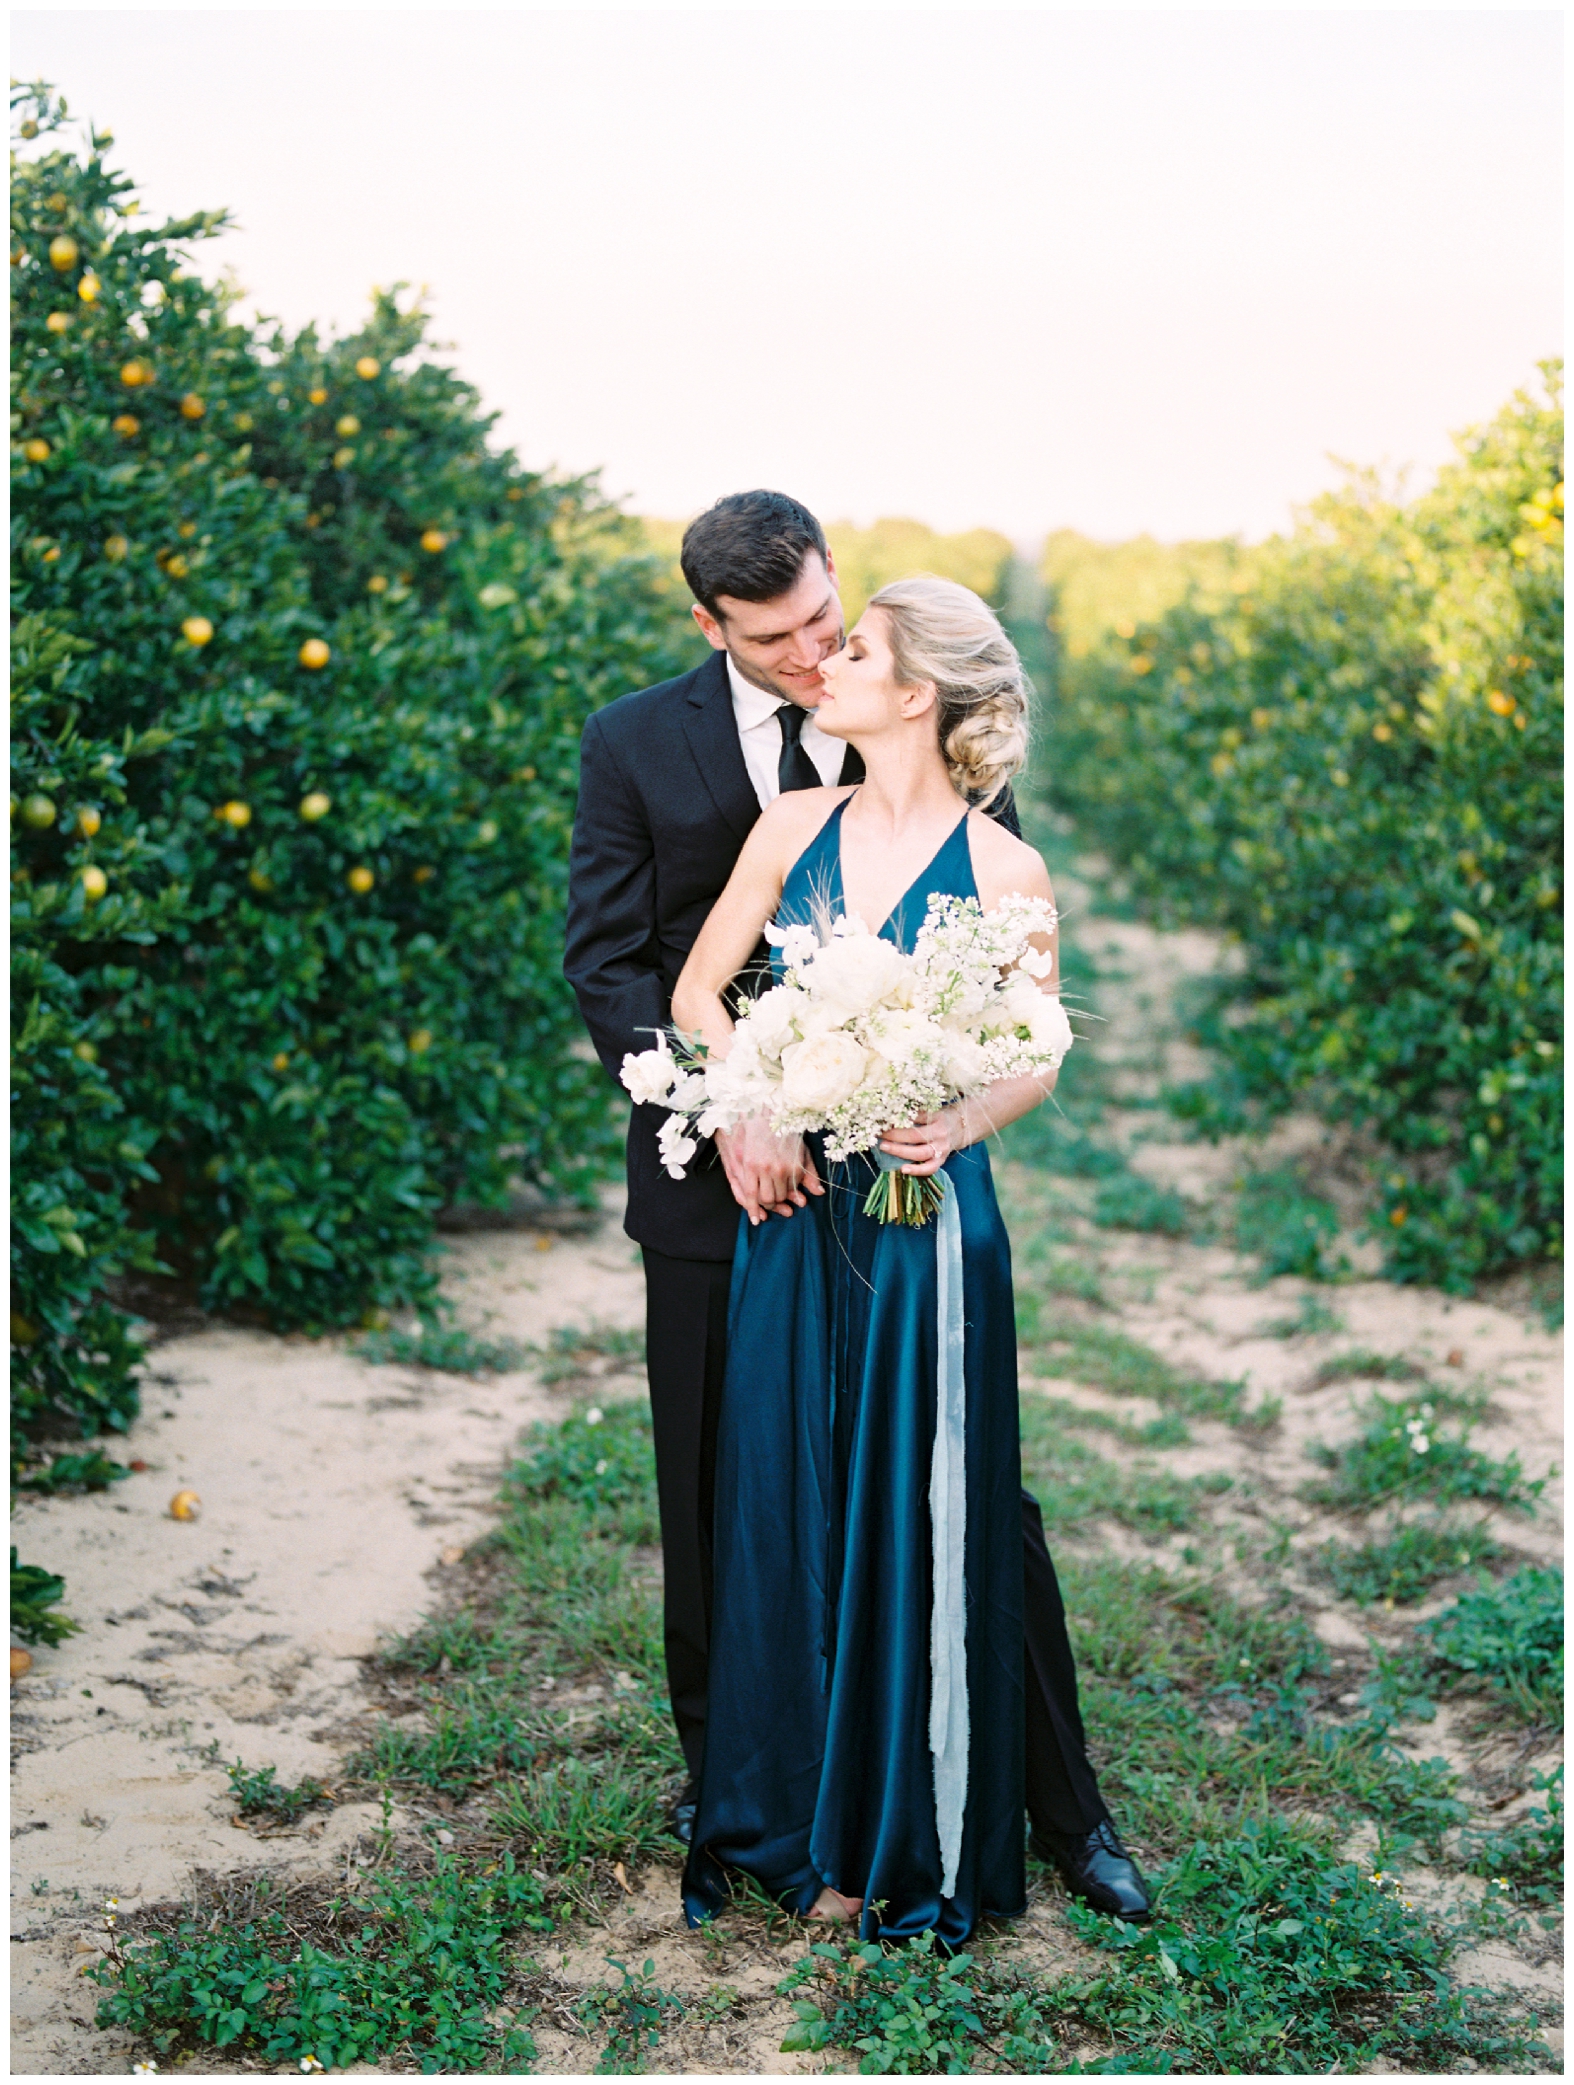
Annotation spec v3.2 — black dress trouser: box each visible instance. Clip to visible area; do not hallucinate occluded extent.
[642,1244,1109,1838]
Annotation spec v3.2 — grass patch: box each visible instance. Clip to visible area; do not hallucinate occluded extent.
[1317,1519,1503,1606]
[1033,1391,1192,1450]
[781,1929,1056,2071]
[1019,1402,1229,1537]
[1418,1567,1563,1721]
[93,1856,547,2072]
[1028,1322,1248,1426]
[1257,1294,1346,1339]
[220,1756,335,1824]
[1313,1346,1428,1386]
[1464,1767,1563,1906]
[1304,1393,1545,1514]
[1050,1814,1546,2072]
[1235,1166,1345,1281]
[354,1323,527,1375]
[1091,1171,1192,1236]
[528,1321,645,1386]
[574,1957,686,2073]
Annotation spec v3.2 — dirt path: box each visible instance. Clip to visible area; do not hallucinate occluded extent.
[10,861,1562,2073]
[9,1217,646,2075]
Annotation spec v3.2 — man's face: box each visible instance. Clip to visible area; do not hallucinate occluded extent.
[693,551,845,708]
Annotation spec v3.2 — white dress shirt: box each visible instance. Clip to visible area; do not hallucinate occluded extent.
[727,653,847,808]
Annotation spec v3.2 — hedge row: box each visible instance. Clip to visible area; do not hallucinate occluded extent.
[10,86,685,1474]
[1040,367,1563,1293]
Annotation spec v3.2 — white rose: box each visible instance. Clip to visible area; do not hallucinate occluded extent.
[780,1030,869,1113]
[941,1029,989,1089]
[620,1044,677,1107]
[666,1072,709,1110]
[803,933,913,1018]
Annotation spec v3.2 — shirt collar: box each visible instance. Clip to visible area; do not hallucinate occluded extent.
[726,651,791,731]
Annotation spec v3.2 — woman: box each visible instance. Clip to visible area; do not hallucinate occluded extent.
[670,576,1062,1947]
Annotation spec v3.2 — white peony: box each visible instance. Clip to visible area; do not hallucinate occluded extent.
[941,1029,989,1089]
[780,1030,869,1112]
[1025,992,1074,1058]
[803,932,912,1018]
[621,1044,678,1107]
[866,1009,947,1068]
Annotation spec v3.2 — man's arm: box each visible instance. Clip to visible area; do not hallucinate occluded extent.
[564,711,667,1080]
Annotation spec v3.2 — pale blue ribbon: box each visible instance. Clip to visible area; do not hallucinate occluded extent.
[928,1178,967,1899]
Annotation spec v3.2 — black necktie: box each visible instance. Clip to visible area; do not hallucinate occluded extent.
[776,703,822,794]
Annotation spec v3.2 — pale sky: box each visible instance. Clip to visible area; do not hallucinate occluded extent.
[11,7,1563,542]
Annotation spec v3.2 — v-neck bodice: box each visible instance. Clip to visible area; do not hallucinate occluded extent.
[774,795,977,973]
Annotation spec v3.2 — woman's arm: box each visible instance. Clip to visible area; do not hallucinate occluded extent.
[673,788,846,1224]
[880,822,1064,1176]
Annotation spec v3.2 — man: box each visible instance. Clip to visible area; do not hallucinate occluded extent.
[564,490,1149,1919]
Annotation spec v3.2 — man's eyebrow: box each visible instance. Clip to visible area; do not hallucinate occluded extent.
[745,591,834,645]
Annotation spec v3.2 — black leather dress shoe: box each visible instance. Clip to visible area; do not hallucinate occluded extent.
[669,1782,698,1846]
[1031,1818,1152,1921]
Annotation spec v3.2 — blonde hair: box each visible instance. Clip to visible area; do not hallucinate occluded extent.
[867,575,1030,808]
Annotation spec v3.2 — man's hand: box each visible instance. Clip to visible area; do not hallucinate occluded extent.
[715,1114,823,1226]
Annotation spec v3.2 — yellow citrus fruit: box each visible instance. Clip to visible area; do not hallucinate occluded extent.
[23,438,50,462]
[420,528,447,553]
[18,119,38,139]
[299,637,331,669]
[299,791,331,821]
[178,521,197,539]
[476,819,498,845]
[182,616,214,646]
[218,800,252,828]
[514,765,537,782]
[412,865,435,884]
[180,393,205,420]
[112,413,139,437]
[233,410,254,432]
[333,446,355,469]
[75,807,102,837]
[164,553,189,578]
[408,1028,433,1054]
[169,1489,201,1521]
[506,487,524,502]
[367,574,388,593]
[347,865,374,894]
[74,1040,98,1062]
[48,233,79,270]
[42,546,61,564]
[272,1051,290,1071]
[335,414,360,437]
[45,311,71,333]
[1388,1206,1408,1227]
[79,865,108,902]
[307,386,328,405]
[21,794,57,829]
[11,1647,33,1681]
[120,359,149,387]
[1371,721,1393,742]
[1486,689,1516,716]
[46,193,69,213]
[77,272,100,302]
[354,355,380,380]
[248,867,274,892]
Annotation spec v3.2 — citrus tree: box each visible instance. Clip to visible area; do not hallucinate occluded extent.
[11,84,685,1481]
[1041,367,1563,1294]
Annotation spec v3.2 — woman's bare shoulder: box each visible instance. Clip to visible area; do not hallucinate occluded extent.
[966,810,1055,908]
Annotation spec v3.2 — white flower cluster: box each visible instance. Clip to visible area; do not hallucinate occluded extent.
[620,893,1072,1178]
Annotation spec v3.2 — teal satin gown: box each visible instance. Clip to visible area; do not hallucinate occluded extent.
[682,795,1026,1947]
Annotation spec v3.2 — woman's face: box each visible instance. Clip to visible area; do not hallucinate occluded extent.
[814,609,931,741]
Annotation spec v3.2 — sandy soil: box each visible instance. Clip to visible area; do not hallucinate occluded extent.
[10,885,1563,2073]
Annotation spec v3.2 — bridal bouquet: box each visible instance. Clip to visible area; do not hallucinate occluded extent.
[620,894,1073,1225]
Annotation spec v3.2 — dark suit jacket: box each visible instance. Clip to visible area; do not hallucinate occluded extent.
[565,647,1020,1259]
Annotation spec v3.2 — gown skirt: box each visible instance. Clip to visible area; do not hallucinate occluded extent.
[680,799,1026,1948]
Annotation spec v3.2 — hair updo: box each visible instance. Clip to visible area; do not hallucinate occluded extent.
[867,575,1031,808]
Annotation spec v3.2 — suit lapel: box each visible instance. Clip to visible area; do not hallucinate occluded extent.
[838,743,866,786]
[683,649,762,844]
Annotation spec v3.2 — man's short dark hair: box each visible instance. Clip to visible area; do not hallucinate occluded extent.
[680,490,828,619]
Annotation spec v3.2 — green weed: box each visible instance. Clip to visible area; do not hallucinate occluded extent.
[10,1547,80,1646]
[1317,1520,1503,1605]
[1313,1347,1427,1386]
[1033,1392,1191,1450]
[1235,1167,1344,1281]
[780,1928,1056,2072]
[222,1758,334,1824]
[1027,1322,1246,1425]
[1092,1172,1192,1236]
[1463,1767,1563,1905]
[1019,1407,1228,1537]
[1304,1394,1544,1514]
[576,1957,684,2073]
[354,1323,526,1376]
[93,1855,548,2072]
[1256,1294,1346,1338]
[529,1321,646,1386]
[15,1449,128,1494]
[1418,1568,1563,1719]
[1053,1815,1546,2071]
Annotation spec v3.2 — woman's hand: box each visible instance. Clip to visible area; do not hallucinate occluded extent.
[879,1107,964,1178]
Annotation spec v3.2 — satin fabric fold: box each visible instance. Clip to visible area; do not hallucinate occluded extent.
[681,799,1025,1946]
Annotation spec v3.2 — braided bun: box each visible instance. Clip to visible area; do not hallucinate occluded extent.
[867,575,1030,808]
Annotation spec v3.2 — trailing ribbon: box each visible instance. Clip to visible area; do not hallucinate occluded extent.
[928,1176,967,1899]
